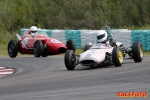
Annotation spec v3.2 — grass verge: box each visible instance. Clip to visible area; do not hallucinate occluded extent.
[0,44,8,57]
[0,44,150,57]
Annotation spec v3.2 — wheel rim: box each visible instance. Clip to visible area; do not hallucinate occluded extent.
[34,44,38,54]
[71,53,76,66]
[118,50,123,63]
[139,45,143,58]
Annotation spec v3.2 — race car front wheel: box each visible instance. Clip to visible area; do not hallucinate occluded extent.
[132,42,143,62]
[112,47,123,67]
[33,40,43,57]
[64,50,76,70]
[8,40,18,58]
[66,39,75,52]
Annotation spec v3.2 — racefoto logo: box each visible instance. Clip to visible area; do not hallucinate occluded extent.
[117,92,148,98]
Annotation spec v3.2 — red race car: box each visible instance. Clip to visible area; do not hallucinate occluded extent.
[8,30,75,58]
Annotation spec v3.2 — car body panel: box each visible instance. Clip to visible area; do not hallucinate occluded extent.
[79,43,115,66]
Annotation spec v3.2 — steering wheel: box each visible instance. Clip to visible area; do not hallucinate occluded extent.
[101,26,111,30]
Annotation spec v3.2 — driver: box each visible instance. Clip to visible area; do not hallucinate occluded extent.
[29,26,38,36]
[97,30,108,43]
[97,29,117,47]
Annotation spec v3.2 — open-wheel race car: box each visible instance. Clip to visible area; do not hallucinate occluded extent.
[64,27,143,70]
[8,29,75,58]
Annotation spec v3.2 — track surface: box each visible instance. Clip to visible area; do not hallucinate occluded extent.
[0,55,150,100]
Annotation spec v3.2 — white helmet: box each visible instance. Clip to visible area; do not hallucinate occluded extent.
[97,30,108,42]
[30,26,37,34]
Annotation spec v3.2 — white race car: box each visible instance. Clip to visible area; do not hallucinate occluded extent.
[64,31,143,70]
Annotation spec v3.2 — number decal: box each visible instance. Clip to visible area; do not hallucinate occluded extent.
[21,38,29,48]
[22,38,29,44]
[51,39,61,43]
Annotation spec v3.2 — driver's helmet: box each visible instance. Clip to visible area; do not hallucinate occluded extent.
[30,26,37,34]
[97,30,108,43]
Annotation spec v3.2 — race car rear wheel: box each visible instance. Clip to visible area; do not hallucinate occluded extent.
[33,40,43,57]
[8,40,18,58]
[132,42,143,62]
[66,39,75,52]
[112,47,123,67]
[64,50,76,70]
[83,45,90,52]
[42,53,47,57]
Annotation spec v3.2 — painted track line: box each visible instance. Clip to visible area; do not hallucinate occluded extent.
[0,67,14,77]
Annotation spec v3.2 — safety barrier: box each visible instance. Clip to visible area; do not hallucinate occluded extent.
[111,29,132,48]
[20,29,150,51]
[132,30,150,51]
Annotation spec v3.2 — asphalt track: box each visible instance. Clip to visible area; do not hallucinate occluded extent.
[0,55,150,100]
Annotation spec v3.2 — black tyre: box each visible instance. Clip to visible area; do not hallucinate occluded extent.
[42,48,49,57]
[112,47,123,67]
[42,54,47,57]
[83,45,90,52]
[132,42,143,62]
[42,52,47,57]
[8,40,18,58]
[66,39,75,52]
[33,40,43,57]
[64,50,76,70]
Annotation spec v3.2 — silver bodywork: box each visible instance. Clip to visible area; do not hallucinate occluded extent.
[79,42,122,66]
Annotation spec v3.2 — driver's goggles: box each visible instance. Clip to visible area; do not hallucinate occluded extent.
[97,34,105,40]
[31,31,37,33]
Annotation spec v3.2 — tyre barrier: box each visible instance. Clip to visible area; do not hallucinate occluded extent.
[21,28,150,51]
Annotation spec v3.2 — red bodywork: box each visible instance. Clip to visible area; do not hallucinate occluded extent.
[18,30,67,55]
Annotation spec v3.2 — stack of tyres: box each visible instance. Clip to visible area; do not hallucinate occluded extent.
[132,30,148,51]
[61,30,66,44]
[142,31,147,51]
[21,28,52,37]
[120,31,132,47]
[51,30,66,44]
[38,29,51,37]
[126,31,132,47]
[80,31,97,47]
[111,30,118,41]
[111,30,132,48]
[20,28,28,37]
[66,30,81,48]
[146,31,150,50]
[131,30,141,44]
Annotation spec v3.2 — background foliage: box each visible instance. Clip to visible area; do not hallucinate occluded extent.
[0,0,150,44]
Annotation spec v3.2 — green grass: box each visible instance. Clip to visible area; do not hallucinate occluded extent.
[0,44,8,56]
[75,48,83,54]
[144,51,150,55]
